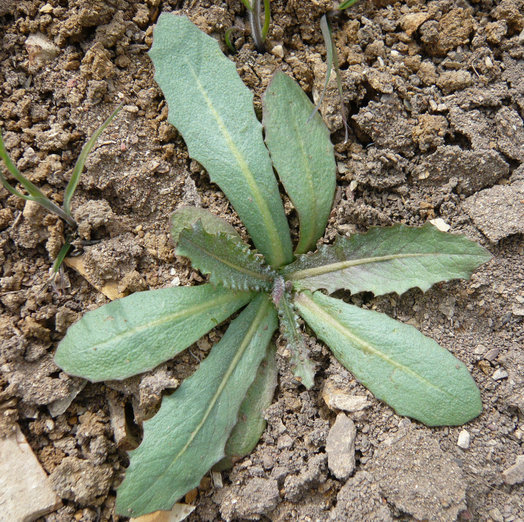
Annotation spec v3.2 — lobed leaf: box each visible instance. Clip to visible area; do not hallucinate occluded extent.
[116,294,278,517]
[54,285,253,382]
[176,221,277,292]
[276,287,315,389]
[171,206,240,246]
[149,14,293,268]
[215,343,278,471]
[283,223,492,296]
[263,72,336,255]
[295,291,482,426]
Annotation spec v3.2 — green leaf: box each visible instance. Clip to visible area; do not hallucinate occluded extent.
[275,283,315,388]
[263,72,336,255]
[177,221,277,292]
[0,131,76,227]
[116,294,278,517]
[149,14,293,268]
[54,285,253,382]
[214,342,278,471]
[171,206,240,246]
[284,223,492,296]
[295,291,482,426]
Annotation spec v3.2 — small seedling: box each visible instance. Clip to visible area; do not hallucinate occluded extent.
[230,0,270,52]
[0,105,122,274]
[311,0,361,139]
[54,15,491,517]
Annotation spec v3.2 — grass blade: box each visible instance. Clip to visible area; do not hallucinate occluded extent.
[63,103,123,216]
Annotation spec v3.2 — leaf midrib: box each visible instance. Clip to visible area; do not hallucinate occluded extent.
[287,251,474,281]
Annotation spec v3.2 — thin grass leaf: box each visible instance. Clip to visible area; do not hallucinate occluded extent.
[309,15,349,141]
[54,284,254,382]
[249,0,266,51]
[262,0,271,39]
[0,131,76,226]
[51,240,73,274]
[295,291,482,426]
[224,27,239,53]
[338,0,360,9]
[308,15,334,121]
[116,294,278,517]
[177,221,277,292]
[283,223,492,296]
[63,103,123,216]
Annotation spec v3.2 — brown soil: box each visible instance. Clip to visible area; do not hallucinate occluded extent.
[1,0,523,521]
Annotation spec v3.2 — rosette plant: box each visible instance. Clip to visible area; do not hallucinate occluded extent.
[54,14,491,517]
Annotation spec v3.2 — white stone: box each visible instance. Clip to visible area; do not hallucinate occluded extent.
[0,425,61,521]
[429,218,451,232]
[457,430,471,449]
[492,368,509,380]
[502,455,524,485]
[326,413,356,480]
[322,381,370,412]
[271,45,284,58]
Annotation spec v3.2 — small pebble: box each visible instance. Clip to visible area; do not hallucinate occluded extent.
[492,368,509,380]
[457,429,470,449]
[271,45,284,58]
[326,413,356,480]
[429,218,451,232]
[502,456,524,485]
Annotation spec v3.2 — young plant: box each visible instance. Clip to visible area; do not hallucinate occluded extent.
[239,0,271,52]
[0,105,122,273]
[54,14,491,518]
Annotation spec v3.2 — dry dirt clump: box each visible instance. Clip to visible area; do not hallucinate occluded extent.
[0,0,523,521]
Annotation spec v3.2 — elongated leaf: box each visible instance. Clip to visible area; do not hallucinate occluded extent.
[177,222,277,292]
[0,131,76,227]
[149,14,292,268]
[63,103,123,216]
[171,206,240,246]
[116,294,278,517]
[263,72,336,255]
[54,285,253,382]
[284,223,491,296]
[215,343,278,471]
[295,291,482,426]
[276,287,315,388]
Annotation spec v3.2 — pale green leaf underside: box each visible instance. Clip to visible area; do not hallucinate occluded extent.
[215,343,278,471]
[149,14,292,267]
[277,291,315,389]
[177,221,277,292]
[295,291,482,426]
[171,206,240,246]
[284,223,491,295]
[263,72,336,254]
[116,294,278,517]
[54,285,253,382]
